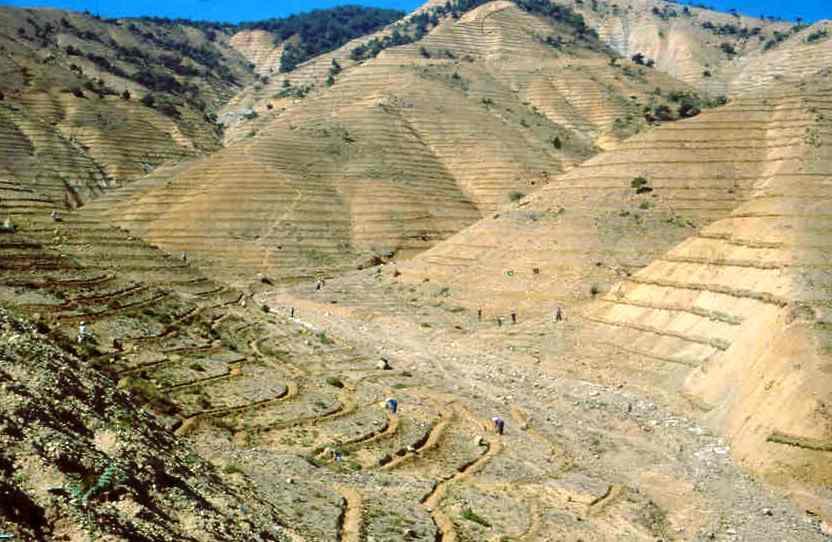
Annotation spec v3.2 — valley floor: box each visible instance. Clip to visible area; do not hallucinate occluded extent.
[210,268,832,541]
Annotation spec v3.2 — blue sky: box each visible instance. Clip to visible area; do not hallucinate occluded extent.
[1,0,827,23]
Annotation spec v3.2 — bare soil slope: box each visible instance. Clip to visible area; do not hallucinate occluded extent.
[394,74,832,514]
[84,1,699,286]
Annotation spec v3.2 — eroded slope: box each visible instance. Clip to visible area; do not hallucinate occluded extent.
[84,1,699,286]
[391,76,832,514]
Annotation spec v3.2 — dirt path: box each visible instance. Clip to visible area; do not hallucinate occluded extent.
[336,486,363,542]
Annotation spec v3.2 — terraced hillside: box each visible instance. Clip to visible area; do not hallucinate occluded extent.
[3,175,826,540]
[85,1,702,286]
[378,75,832,515]
[0,309,291,541]
[3,0,832,539]
[564,0,791,95]
[0,7,254,205]
[567,0,832,100]
[229,30,284,76]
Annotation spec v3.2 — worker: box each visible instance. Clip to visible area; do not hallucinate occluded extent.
[50,210,62,222]
[77,321,90,343]
[554,306,563,322]
[497,317,503,328]
[477,308,482,321]
[511,311,517,325]
[492,416,505,435]
[386,398,399,415]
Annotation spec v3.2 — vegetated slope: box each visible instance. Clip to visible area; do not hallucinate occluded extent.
[0,7,254,206]
[222,0,689,128]
[231,5,406,74]
[398,75,832,511]
[0,305,290,541]
[84,0,701,286]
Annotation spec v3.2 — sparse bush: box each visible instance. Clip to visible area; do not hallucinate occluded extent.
[329,58,342,76]
[419,46,431,58]
[325,376,344,388]
[121,89,131,100]
[647,104,674,122]
[223,463,244,475]
[70,87,85,98]
[590,284,601,296]
[67,462,124,508]
[508,191,526,202]
[551,136,562,149]
[806,29,829,43]
[156,101,181,118]
[678,100,701,118]
[462,508,491,527]
[140,94,155,107]
[720,42,736,55]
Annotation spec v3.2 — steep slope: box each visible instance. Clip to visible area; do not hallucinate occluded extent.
[0,7,253,205]
[228,30,284,76]
[567,0,793,95]
[575,0,832,101]
[727,20,832,95]
[0,306,288,541]
[229,6,405,75]
[395,74,832,510]
[85,1,700,286]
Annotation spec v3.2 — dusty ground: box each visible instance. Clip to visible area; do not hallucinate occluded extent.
[243,270,832,541]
